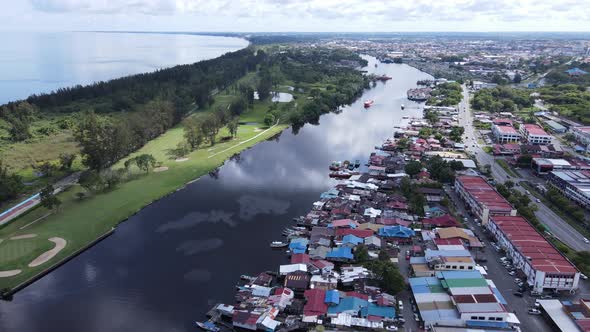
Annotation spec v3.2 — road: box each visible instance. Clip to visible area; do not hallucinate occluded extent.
[458,85,589,251]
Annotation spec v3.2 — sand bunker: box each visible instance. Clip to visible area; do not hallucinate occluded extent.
[28,237,67,267]
[175,158,189,162]
[154,166,169,173]
[0,270,21,278]
[10,233,37,240]
[253,128,263,132]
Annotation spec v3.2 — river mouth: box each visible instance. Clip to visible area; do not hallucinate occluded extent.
[0,56,432,331]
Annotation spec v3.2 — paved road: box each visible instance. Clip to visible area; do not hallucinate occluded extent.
[459,85,589,251]
[397,245,420,332]
[445,185,551,332]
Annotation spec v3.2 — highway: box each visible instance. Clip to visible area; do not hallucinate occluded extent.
[458,85,589,251]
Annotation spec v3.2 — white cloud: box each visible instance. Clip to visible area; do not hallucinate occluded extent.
[0,0,588,31]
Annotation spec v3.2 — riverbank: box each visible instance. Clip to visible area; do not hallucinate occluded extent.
[0,48,369,296]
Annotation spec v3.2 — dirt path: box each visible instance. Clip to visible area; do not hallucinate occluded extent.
[10,234,37,240]
[207,120,280,159]
[0,270,21,277]
[28,237,67,267]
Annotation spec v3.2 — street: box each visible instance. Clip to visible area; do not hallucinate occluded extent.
[458,85,589,251]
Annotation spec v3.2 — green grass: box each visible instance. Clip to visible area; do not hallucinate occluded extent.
[0,237,53,271]
[495,159,518,177]
[0,93,290,291]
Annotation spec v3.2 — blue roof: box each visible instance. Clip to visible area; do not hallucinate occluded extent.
[566,67,588,75]
[410,256,427,264]
[466,320,510,328]
[289,238,309,253]
[320,189,339,199]
[492,287,507,305]
[420,309,461,322]
[327,296,368,314]
[409,277,440,287]
[326,247,354,260]
[378,225,415,238]
[325,290,340,304]
[342,234,363,245]
[361,303,396,318]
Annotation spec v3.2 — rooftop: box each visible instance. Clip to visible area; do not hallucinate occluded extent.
[523,124,550,136]
[456,176,513,213]
[491,216,577,274]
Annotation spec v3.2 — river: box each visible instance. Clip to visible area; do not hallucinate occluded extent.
[0,32,248,104]
[0,56,432,332]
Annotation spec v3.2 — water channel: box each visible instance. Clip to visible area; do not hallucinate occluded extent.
[0,56,432,332]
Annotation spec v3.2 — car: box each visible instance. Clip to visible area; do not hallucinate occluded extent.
[386,326,399,331]
[581,273,588,280]
[398,300,404,311]
[414,313,420,322]
[483,265,488,271]
[528,309,541,315]
[513,291,524,297]
[396,318,405,324]
[508,271,516,276]
[584,238,590,244]
[515,278,522,283]
[541,295,553,299]
[536,198,541,203]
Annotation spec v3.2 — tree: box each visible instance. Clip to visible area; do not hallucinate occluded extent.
[513,73,522,84]
[0,101,38,141]
[449,126,465,142]
[0,161,24,202]
[409,191,426,216]
[264,113,276,127]
[404,161,422,177]
[200,114,221,146]
[59,153,76,170]
[227,117,239,138]
[78,170,103,192]
[396,137,410,150]
[257,73,273,100]
[355,245,370,264]
[184,118,203,150]
[40,185,61,210]
[134,154,156,173]
[74,111,119,170]
[504,180,515,189]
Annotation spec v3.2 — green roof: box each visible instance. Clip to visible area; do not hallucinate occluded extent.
[444,278,488,288]
[429,284,446,293]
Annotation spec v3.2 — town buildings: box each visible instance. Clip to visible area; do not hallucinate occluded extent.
[547,170,590,208]
[520,124,552,145]
[486,216,580,293]
[491,124,521,143]
[454,176,516,224]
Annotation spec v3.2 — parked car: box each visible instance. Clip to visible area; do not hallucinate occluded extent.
[513,292,524,297]
[508,271,516,276]
[514,278,522,283]
[541,295,553,299]
[528,309,541,315]
[398,300,404,311]
[536,198,541,203]
[581,273,588,280]
[584,238,590,244]
[386,326,399,331]
[414,313,420,322]
[483,266,488,271]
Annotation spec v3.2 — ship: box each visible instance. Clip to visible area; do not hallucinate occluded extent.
[196,321,220,332]
[364,99,374,108]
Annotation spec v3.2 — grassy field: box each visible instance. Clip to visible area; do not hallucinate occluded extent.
[0,84,296,292]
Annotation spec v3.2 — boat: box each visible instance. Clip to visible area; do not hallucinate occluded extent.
[401,104,405,110]
[354,160,361,167]
[196,321,220,332]
[240,274,255,281]
[376,75,392,81]
[348,164,355,171]
[270,241,289,248]
[329,171,353,179]
[364,99,374,108]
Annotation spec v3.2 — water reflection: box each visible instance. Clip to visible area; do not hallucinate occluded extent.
[0,57,432,332]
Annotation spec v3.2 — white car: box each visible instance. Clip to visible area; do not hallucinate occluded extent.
[581,273,588,280]
[398,300,404,311]
[584,238,590,244]
[528,309,542,315]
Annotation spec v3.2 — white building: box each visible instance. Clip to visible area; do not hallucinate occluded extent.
[520,124,552,145]
[491,124,521,143]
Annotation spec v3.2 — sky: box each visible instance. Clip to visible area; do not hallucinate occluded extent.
[1,0,589,32]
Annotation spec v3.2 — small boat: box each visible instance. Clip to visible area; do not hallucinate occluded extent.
[364,99,374,108]
[240,274,255,281]
[196,321,220,332]
[270,241,288,248]
[401,104,405,110]
[354,160,361,167]
[329,171,353,179]
[348,164,355,171]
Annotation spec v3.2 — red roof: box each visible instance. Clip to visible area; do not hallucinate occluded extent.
[303,289,328,316]
[523,124,549,136]
[386,201,408,210]
[495,125,518,134]
[422,214,460,227]
[346,291,370,300]
[493,118,513,126]
[291,253,310,264]
[336,229,374,238]
[434,238,463,245]
[491,216,577,274]
[456,176,513,213]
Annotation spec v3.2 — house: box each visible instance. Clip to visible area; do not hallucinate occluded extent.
[491,124,520,143]
[325,289,340,305]
[565,67,589,76]
[303,289,328,321]
[284,271,311,291]
[310,273,339,290]
[233,311,260,331]
[326,247,354,262]
[279,263,307,276]
[422,214,460,228]
[520,124,552,145]
[364,235,382,249]
[378,225,415,238]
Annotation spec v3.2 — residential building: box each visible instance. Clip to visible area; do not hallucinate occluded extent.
[544,120,567,134]
[454,176,516,224]
[547,170,590,208]
[486,216,579,293]
[531,158,590,175]
[571,126,590,148]
[520,124,552,145]
[491,124,520,143]
[537,299,590,332]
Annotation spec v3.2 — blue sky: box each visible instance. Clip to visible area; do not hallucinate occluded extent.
[1,0,589,32]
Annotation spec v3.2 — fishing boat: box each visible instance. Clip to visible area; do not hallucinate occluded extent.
[364,99,374,108]
[196,321,220,332]
[348,164,355,171]
[354,160,361,167]
[270,241,289,248]
[401,104,405,110]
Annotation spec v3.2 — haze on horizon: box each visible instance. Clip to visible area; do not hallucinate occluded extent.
[0,0,589,33]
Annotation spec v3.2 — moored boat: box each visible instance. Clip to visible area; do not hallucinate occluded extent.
[329,171,353,179]
[270,241,288,248]
[196,321,220,332]
[364,99,374,108]
[401,104,405,110]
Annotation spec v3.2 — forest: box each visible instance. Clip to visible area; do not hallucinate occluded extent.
[470,86,534,113]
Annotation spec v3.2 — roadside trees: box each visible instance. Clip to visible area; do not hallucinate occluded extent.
[40,185,61,211]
